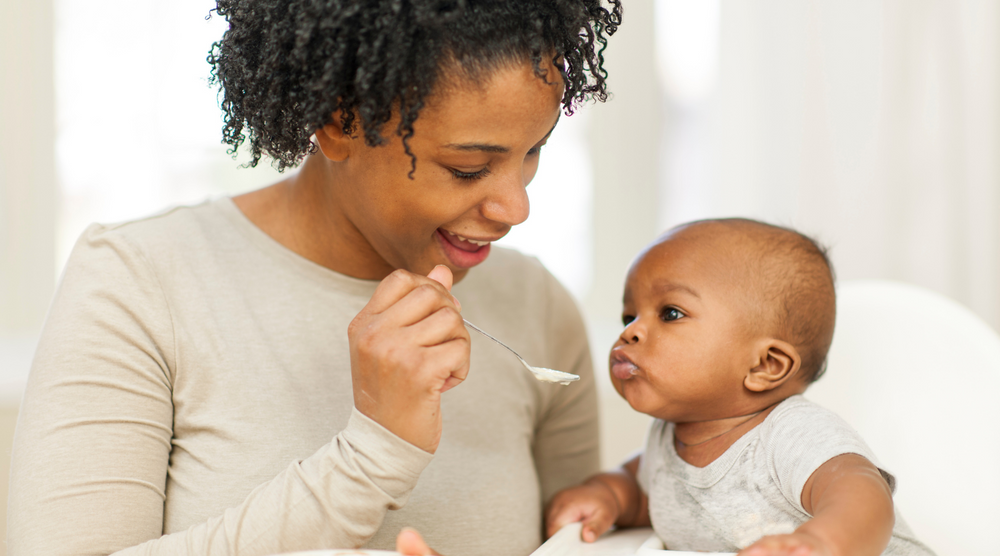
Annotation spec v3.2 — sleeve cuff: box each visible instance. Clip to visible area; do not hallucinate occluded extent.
[337,407,435,504]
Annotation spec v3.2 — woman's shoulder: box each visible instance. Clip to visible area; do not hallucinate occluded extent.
[80,197,236,255]
[67,198,263,286]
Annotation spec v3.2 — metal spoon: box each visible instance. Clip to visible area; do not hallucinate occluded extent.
[463,319,580,385]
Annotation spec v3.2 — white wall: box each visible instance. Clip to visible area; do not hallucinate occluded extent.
[1,0,55,549]
[1,1,55,337]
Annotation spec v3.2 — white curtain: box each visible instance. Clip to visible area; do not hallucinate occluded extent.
[657,0,1000,332]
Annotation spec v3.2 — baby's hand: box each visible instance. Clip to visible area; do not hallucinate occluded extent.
[738,532,832,556]
[545,481,621,542]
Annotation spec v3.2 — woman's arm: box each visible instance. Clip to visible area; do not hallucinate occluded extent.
[9,225,179,555]
[739,453,894,556]
[8,226,460,555]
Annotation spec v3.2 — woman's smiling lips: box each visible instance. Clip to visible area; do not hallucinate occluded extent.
[610,350,640,380]
[435,228,497,269]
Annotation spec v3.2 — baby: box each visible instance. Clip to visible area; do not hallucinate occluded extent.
[546,219,935,556]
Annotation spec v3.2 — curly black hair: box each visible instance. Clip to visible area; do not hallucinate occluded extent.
[207,0,622,172]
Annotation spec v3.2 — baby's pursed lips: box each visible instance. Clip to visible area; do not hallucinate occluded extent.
[610,350,639,380]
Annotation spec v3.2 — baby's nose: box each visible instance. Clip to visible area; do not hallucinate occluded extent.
[620,319,644,344]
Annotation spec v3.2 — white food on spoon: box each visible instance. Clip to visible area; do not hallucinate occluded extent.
[528,366,581,385]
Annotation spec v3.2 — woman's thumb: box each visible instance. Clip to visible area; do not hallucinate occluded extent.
[427,265,453,290]
[427,265,461,310]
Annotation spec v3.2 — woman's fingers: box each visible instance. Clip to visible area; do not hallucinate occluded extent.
[348,266,470,453]
[380,284,462,331]
[406,305,468,347]
[396,527,442,555]
[363,268,457,317]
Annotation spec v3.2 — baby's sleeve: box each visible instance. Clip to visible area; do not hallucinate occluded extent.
[761,398,895,515]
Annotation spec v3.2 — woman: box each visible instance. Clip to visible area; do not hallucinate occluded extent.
[8,1,621,554]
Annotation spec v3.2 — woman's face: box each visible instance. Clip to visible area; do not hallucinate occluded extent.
[324,60,564,282]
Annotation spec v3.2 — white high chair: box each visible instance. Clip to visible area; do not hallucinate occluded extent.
[807,279,1000,556]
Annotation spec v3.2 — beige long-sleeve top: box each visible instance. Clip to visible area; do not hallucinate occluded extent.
[8,198,599,556]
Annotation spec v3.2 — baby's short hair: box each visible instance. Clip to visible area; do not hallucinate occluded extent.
[669,218,836,383]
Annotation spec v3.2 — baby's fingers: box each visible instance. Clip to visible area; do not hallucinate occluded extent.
[545,503,586,539]
[580,514,615,543]
[545,495,615,542]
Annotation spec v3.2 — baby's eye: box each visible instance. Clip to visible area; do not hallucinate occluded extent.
[660,307,685,322]
[621,314,635,327]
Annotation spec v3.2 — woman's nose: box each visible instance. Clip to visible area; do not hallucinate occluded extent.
[480,170,530,226]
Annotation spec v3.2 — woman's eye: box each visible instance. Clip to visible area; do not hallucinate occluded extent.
[660,308,684,322]
[451,167,491,181]
[527,145,543,157]
[621,314,635,327]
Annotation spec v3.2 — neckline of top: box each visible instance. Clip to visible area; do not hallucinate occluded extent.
[213,196,382,297]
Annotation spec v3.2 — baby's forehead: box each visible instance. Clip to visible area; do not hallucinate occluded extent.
[636,226,755,273]
[629,233,753,294]
[628,221,799,304]
[630,218,833,309]
[648,221,786,264]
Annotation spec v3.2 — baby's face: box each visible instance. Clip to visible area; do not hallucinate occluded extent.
[610,233,759,423]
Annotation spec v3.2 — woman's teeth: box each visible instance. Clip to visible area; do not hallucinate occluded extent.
[445,230,489,246]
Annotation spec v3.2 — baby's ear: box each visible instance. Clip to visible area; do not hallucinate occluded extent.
[744,339,802,393]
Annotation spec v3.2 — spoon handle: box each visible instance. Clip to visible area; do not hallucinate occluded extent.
[463,319,530,365]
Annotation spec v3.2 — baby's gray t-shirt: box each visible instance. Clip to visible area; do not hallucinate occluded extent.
[637,395,935,555]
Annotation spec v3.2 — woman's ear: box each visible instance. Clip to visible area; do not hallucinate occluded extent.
[745,339,802,393]
[314,112,353,162]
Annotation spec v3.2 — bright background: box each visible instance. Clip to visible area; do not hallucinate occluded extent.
[2,1,999,554]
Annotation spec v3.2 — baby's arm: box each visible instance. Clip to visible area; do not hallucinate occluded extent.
[545,454,651,542]
[741,453,894,556]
